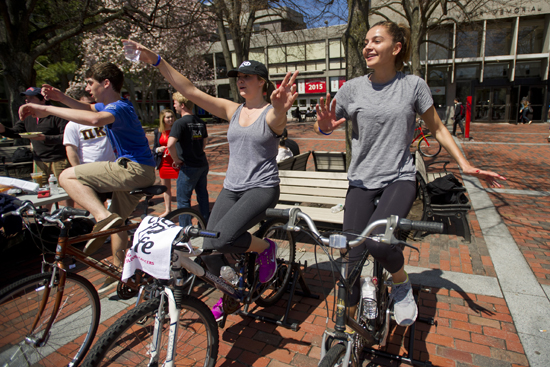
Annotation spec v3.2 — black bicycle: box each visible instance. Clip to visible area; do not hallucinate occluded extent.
[265,207,443,367]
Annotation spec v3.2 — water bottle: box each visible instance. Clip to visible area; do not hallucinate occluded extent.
[220,266,239,286]
[361,276,378,319]
[48,174,59,195]
[331,204,344,213]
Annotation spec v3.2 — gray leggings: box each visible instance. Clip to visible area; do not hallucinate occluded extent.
[343,180,416,306]
[201,186,280,276]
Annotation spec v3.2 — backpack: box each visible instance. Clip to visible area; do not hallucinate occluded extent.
[12,147,33,163]
[426,174,469,205]
[459,104,466,118]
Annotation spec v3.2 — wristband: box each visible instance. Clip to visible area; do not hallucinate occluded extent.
[318,126,333,135]
[153,55,161,67]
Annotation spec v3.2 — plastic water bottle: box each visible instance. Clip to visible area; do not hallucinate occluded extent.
[361,276,378,319]
[220,266,239,286]
[331,204,344,213]
[48,174,59,195]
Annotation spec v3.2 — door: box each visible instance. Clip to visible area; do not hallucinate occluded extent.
[474,87,509,122]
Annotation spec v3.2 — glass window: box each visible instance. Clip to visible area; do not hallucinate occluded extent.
[231,53,237,67]
[515,61,541,78]
[428,30,451,60]
[215,53,227,79]
[287,44,305,62]
[249,49,264,63]
[268,46,285,64]
[427,67,447,87]
[298,99,307,107]
[329,59,341,70]
[485,21,512,57]
[456,65,479,80]
[306,41,325,61]
[456,26,481,58]
[329,40,341,58]
[518,18,544,54]
[484,63,509,79]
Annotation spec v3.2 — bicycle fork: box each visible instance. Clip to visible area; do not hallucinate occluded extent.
[149,286,180,367]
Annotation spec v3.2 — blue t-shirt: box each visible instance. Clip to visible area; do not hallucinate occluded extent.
[95,99,155,166]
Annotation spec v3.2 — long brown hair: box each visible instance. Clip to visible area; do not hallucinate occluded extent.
[259,77,276,104]
[371,21,411,71]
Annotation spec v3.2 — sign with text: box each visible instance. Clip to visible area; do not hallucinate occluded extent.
[330,77,346,92]
[305,78,326,94]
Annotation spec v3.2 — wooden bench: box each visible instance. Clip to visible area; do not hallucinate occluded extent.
[0,145,33,179]
[414,151,472,242]
[277,151,311,171]
[312,151,347,172]
[276,170,348,228]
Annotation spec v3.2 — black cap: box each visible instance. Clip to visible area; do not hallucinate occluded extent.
[20,87,43,97]
[227,60,269,81]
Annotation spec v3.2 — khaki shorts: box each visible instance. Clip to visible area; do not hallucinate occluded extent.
[75,158,156,220]
[35,159,71,180]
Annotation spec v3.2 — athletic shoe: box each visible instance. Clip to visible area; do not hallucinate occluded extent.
[98,276,118,294]
[84,213,123,255]
[391,275,417,326]
[211,297,224,322]
[257,238,277,283]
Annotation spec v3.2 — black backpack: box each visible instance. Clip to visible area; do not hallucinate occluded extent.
[427,174,469,205]
[12,147,33,162]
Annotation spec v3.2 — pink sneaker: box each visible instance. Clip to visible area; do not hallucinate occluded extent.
[211,298,224,322]
[257,239,277,283]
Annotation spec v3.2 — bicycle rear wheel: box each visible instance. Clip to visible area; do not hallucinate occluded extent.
[418,134,441,157]
[81,295,218,367]
[254,218,296,307]
[0,271,100,367]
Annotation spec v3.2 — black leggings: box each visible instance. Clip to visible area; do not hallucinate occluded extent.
[201,186,280,276]
[343,180,416,306]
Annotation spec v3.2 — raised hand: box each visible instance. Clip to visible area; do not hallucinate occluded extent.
[463,166,506,188]
[121,39,158,65]
[270,71,299,113]
[316,93,346,133]
[19,103,49,120]
[41,84,64,102]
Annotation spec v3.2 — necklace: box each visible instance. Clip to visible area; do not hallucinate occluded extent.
[242,103,267,120]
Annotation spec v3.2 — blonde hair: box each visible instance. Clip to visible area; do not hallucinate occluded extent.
[371,21,411,71]
[172,92,195,111]
[158,109,175,133]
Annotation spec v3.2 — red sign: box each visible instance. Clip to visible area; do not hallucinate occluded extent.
[305,78,326,94]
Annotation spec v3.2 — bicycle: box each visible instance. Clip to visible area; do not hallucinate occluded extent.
[79,215,297,366]
[81,224,221,367]
[412,120,441,157]
[264,207,443,367]
[0,186,206,367]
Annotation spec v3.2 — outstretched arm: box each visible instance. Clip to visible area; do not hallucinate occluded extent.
[422,106,505,188]
[266,71,299,136]
[122,39,239,121]
[41,84,95,112]
[19,103,114,127]
[313,93,346,135]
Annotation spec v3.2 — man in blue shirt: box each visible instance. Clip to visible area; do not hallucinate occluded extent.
[20,62,156,293]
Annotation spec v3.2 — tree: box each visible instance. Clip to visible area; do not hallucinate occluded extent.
[0,0,188,124]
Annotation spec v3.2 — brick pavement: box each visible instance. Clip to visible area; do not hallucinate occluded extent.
[3,120,549,366]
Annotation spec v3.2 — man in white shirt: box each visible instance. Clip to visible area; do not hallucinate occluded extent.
[63,90,116,165]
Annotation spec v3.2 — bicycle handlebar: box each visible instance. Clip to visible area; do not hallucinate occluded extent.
[265,207,443,248]
[184,226,220,239]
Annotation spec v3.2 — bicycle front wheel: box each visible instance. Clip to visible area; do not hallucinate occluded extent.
[0,271,100,367]
[82,296,218,367]
[319,342,347,367]
[418,134,441,157]
[255,218,296,307]
[165,208,207,247]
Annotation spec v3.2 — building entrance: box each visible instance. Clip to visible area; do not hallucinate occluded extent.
[474,87,509,122]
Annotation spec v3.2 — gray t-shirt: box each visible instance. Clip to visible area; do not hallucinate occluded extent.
[224,104,280,191]
[335,72,433,189]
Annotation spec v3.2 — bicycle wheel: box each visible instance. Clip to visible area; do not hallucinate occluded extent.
[165,207,207,247]
[82,295,218,367]
[319,342,347,367]
[418,134,441,157]
[0,271,100,367]
[254,218,296,307]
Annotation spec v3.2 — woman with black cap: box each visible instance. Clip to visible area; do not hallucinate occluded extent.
[123,40,299,320]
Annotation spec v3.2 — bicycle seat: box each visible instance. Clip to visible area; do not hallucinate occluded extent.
[129,185,167,196]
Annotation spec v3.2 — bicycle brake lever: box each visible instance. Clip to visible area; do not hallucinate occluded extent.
[395,240,419,252]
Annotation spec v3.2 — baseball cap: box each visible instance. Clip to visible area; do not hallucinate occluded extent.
[227,60,269,81]
[20,87,43,97]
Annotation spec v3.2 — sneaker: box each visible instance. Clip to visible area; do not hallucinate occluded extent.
[84,214,123,255]
[98,276,118,294]
[257,239,277,283]
[391,275,417,326]
[211,298,224,322]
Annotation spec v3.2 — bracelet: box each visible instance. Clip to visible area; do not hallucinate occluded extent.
[153,55,161,67]
[318,126,333,135]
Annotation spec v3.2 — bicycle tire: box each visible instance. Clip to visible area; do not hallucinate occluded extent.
[0,271,100,367]
[81,295,218,367]
[254,218,296,307]
[418,134,441,157]
[318,342,347,367]
[165,207,207,247]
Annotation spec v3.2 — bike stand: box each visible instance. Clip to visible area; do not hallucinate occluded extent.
[361,288,435,367]
[240,261,319,331]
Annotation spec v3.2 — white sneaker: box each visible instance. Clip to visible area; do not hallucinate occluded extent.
[391,277,417,326]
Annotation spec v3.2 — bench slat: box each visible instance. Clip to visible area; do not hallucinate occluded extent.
[278,170,347,180]
[280,177,349,189]
[279,193,343,205]
[280,186,347,198]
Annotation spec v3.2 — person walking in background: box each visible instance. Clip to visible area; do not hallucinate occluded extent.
[167,92,210,225]
[519,98,532,124]
[314,20,505,327]
[452,97,465,136]
[152,109,178,217]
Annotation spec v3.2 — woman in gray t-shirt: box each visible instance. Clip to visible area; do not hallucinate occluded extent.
[314,21,505,327]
